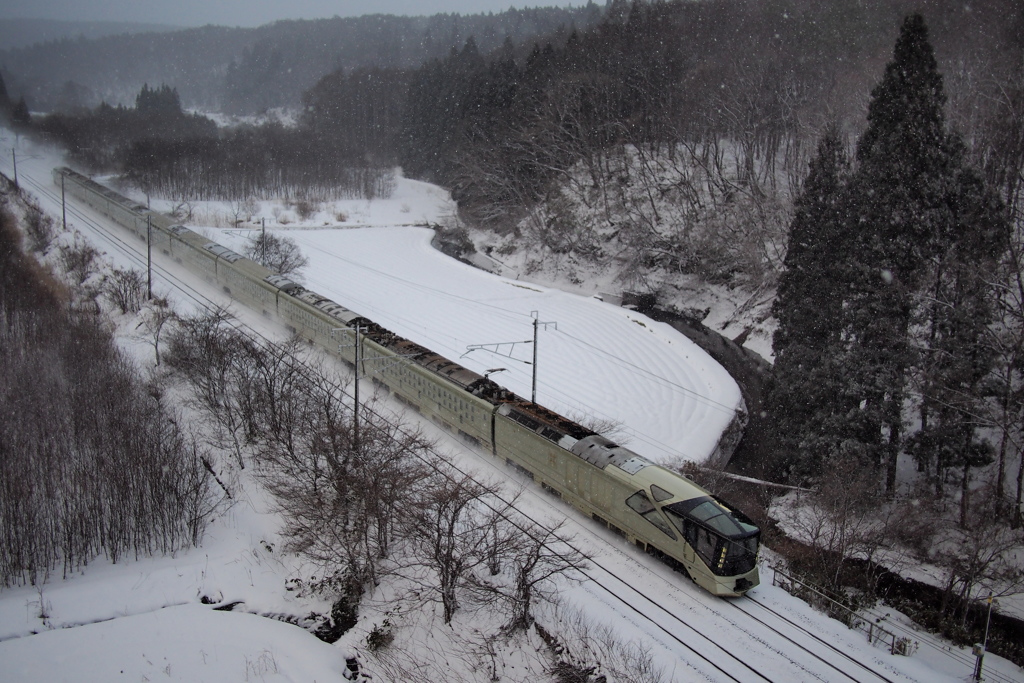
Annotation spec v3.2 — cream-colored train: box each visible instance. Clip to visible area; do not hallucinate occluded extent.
[55,167,760,596]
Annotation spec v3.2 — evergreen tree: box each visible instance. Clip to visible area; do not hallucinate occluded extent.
[840,14,955,490]
[135,83,182,117]
[0,72,11,119]
[839,14,1008,494]
[766,127,852,480]
[911,147,1007,520]
[10,96,30,127]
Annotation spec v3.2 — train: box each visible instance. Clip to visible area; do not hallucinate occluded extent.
[53,166,760,596]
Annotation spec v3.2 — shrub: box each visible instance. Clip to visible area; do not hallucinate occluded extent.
[59,241,99,285]
[104,267,146,314]
[24,208,55,252]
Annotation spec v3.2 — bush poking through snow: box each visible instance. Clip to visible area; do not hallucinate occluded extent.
[365,617,394,652]
[103,266,146,314]
[24,205,55,252]
[58,239,99,285]
[293,198,317,220]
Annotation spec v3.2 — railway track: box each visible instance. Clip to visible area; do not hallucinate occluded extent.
[7,157,944,682]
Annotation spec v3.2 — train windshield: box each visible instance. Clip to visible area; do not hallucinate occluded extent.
[663,496,759,576]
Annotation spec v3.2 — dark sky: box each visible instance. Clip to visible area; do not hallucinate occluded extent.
[1,0,588,28]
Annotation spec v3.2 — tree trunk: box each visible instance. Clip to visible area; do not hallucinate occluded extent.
[960,458,971,528]
[1015,447,1024,528]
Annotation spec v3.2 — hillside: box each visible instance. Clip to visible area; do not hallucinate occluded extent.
[0,5,604,113]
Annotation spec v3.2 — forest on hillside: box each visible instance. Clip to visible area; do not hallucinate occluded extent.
[0,4,605,113]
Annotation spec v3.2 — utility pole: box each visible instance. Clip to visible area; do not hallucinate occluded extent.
[61,174,66,231]
[11,149,17,190]
[147,215,153,299]
[353,324,362,450]
[532,317,540,403]
[261,218,266,266]
[337,325,419,452]
[462,313,556,404]
[530,311,556,404]
[973,594,996,681]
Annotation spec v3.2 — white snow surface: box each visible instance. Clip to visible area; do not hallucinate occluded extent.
[1,132,1022,683]
[218,224,742,466]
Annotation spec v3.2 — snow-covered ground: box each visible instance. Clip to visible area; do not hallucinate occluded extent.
[216,224,742,466]
[1,131,1021,683]
[145,163,743,466]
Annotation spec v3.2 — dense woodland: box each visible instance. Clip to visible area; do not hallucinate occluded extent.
[4,0,1024,662]
[0,6,605,114]
[0,181,220,588]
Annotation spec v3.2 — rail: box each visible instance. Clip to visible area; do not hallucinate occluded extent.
[771,566,918,657]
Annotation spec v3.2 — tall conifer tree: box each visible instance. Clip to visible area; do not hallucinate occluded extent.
[839,14,1007,493]
[766,127,851,479]
[840,14,953,489]
[770,14,1007,493]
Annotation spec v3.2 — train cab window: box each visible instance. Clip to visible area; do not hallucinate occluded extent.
[696,526,716,564]
[650,485,675,502]
[625,491,677,540]
[662,496,759,576]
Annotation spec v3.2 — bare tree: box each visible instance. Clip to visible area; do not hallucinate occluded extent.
[134,296,175,366]
[253,353,432,591]
[163,306,253,467]
[923,481,1024,628]
[231,196,259,226]
[58,238,99,286]
[467,520,589,632]
[246,230,309,278]
[103,266,146,314]
[772,455,905,597]
[406,463,511,625]
[0,305,221,586]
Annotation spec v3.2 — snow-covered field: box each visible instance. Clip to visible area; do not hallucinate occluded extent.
[215,223,742,466]
[145,169,744,467]
[1,132,1021,683]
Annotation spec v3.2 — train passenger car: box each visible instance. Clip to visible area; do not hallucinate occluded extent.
[55,167,151,239]
[355,324,507,451]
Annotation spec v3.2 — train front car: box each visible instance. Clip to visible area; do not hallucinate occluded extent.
[658,489,760,596]
[493,399,761,597]
[606,458,760,597]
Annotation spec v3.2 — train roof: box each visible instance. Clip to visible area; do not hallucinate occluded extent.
[265,274,304,295]
[57,167,148,212]
[496,402,716,505]
[204,243,244,263]
[570,434,653,473]
[498,402,595,445]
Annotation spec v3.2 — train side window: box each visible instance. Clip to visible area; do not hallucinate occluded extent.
[625,491,677,540]
[651,485,674,502]
[625,490,655,515]
[663,508,696,544]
